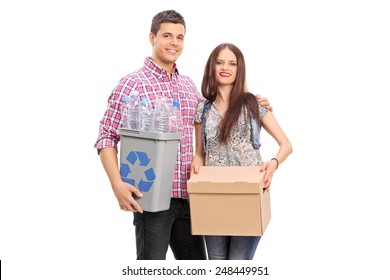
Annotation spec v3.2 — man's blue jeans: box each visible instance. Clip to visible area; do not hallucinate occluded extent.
[205,235,261,260]
[133,198,206,260]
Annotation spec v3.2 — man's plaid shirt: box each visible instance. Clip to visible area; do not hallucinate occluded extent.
[94,57,202,198]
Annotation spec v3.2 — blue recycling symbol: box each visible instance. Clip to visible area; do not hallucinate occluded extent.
[120,151,156,192]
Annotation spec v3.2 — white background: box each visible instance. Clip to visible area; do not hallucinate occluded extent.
[1,0,389,279]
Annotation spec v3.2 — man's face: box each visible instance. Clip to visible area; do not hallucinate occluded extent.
[150,22,185,70]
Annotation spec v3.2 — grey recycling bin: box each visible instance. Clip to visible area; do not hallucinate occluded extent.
[119,129,181,212]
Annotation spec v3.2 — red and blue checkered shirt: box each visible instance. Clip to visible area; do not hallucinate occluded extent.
[94,57,202,198]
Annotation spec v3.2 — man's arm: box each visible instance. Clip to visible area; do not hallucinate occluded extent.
[256,94,273,112]
[99,147,143,213]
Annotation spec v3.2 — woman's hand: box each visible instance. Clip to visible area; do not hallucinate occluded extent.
[190,154,204,177]
[259,159,278,191]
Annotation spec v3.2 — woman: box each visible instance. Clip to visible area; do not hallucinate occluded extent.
[190,43,292,260]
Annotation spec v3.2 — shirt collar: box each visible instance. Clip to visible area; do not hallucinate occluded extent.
[144,57,179,80]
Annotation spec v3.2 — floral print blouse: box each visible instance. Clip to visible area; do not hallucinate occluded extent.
[194,100,269,167]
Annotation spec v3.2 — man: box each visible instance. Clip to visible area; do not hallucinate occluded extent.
[94,10,270,260]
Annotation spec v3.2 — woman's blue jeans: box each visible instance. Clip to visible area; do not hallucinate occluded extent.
[205,235,261,260]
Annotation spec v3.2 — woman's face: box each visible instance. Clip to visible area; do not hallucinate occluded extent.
[215,48,237,87]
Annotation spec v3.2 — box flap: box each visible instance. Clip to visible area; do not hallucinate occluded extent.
[188,166,265,194]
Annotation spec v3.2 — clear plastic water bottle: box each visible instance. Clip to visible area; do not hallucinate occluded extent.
[121,95,131,128]
[128,90,140,130]
[139,98,153,131]
[170,100,183,133]
[152,96,170,133]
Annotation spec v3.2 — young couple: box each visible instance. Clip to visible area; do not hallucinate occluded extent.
[94,10,292,260]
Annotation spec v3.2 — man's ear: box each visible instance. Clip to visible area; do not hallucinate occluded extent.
[149,32,155,45]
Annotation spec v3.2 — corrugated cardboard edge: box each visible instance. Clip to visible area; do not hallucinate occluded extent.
[188,166,271,236]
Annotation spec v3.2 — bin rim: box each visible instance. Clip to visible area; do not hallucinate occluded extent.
[119,128,181,141]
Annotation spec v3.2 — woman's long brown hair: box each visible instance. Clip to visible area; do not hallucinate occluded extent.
[201,43,260,145]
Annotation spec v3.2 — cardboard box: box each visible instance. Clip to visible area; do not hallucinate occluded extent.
[188,166,270,236]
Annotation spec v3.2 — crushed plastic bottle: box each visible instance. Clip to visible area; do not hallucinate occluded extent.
[139,98,153,131]
[169,100,183,133]
[128,90,140,130]
[121,95,131,129]
[152,96,170,133]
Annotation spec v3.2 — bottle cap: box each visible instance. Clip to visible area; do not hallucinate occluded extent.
[130,90,139,97]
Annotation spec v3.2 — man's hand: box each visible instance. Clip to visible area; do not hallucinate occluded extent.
[99,147,144,213]
[112,181,144,213]
[255,94,273,112]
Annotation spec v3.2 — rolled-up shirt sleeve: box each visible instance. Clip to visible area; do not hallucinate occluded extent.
[94,77,134,153]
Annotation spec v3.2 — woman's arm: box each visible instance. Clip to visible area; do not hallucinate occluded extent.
[259,111,293,190]
[190,122,205,177]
